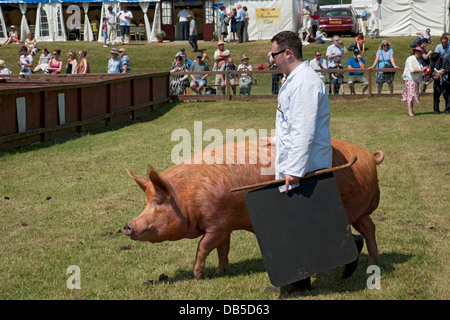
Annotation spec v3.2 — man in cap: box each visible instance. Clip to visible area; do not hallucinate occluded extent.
[118,48,130,73]
[214,40,230,94]
[187,14,198,52]
[107,48,121,73]
[176,47,188,63]
[347,48,369,94]
[189,52,209,95]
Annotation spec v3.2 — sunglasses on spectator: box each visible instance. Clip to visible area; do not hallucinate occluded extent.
[315,54,321,57]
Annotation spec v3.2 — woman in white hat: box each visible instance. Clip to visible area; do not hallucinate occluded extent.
[238,54,253,95]
[2,25,22,45]
[0,60,12,75]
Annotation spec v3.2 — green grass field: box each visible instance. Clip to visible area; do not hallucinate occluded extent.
[0,36,449,300]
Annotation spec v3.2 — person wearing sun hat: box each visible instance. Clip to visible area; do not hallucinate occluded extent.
[401,46,428,117]
[214,40,230,94]
[107,48,121,73]
[238,54,253,95]
[2,25,22,45]
[0,60,12,75]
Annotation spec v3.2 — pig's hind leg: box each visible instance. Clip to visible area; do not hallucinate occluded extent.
[352,215,379,265]
[193,231,231,279]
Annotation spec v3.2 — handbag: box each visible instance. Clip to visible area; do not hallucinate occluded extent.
[381,52,395,76]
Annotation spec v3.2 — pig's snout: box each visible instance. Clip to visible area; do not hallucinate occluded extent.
[123,223,133,236]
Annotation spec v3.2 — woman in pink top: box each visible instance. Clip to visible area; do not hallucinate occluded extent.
[46,49,63,74]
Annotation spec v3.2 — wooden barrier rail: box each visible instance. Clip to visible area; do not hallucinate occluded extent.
[170,67,406,101]
[0,72,170,150]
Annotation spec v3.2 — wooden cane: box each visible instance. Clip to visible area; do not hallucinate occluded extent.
[230,156,357,192]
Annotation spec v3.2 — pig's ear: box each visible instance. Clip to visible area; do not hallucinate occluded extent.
[126,169,150,192]
[147,166,172,202]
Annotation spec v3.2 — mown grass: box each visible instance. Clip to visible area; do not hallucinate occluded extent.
[1,93,449,300]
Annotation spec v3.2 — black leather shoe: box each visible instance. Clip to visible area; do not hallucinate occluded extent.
[265,277,311,294]
[343,235,364,279]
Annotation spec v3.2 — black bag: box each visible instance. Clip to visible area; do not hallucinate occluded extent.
[381,54,395,76]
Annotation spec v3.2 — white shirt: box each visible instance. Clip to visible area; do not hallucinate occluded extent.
[372,3,381,20]
[309,58,328,78]
[274,61,332,178]
[106,11,116,25]
[178,9,189,22]
[326,44,345,67]
[117,10,133,26]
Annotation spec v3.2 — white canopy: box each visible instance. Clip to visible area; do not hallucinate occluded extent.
[0,0,160,42]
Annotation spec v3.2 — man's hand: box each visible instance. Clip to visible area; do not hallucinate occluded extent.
[284,174,300,191]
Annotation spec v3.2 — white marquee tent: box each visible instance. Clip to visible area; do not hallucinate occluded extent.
[351,0,450,36]
[0,0,161,42]
[215,0,319,41]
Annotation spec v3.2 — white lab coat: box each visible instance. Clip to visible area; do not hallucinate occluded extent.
[274,61,332,179]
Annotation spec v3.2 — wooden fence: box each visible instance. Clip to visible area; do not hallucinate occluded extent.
[0,72,169,150]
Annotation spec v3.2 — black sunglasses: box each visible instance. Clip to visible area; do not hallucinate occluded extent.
[271,49,286,59]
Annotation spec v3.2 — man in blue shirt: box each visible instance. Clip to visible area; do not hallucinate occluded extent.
[435,35,450,61]
[235,4,246,43]
[118,48,130,73]
[347,49,369,94]
[361,5,370,34]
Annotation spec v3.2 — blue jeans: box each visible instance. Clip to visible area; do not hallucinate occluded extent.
[179,21,188,40]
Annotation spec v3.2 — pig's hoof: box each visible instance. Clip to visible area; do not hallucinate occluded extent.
[214,267,229,277]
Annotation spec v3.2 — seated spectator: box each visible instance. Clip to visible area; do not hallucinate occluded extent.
[347,49,369,94]
[410,28,431,48]
[66,50,78,74]
[18,46,33,75]
[25,33,38,55]
[46,49,63,74]
[170,55,189,95]
[107,48,121,73]
[238,54,253,95]
[330,57,344,95]
[3,26,23,45]
[315,26,330,44]
[309,50,327,83]
[189,52,209,95]
[0,59,12,75]
[219,57,238,95]
[33,48,52,73]
[177,47,188,63]
[355,33,366,53]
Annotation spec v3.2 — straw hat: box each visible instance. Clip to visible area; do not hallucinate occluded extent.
[110,48,119,54]
[0,60,5,67]
[241,54,249,61]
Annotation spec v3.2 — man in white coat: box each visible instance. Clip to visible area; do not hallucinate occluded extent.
[263,30,332,293]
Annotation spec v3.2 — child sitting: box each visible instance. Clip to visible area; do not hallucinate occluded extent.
[331,57,344,95]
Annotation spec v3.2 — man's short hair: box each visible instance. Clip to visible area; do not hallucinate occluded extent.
[430,52,441,63]
[271,31,302,60]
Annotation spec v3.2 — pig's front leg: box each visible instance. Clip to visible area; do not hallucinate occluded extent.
[193,231,230,279]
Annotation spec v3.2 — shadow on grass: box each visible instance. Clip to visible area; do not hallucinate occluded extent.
[169,257,267,283]
[0,101,180,157]
[281,252,413,298]
[166,251,412,297]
